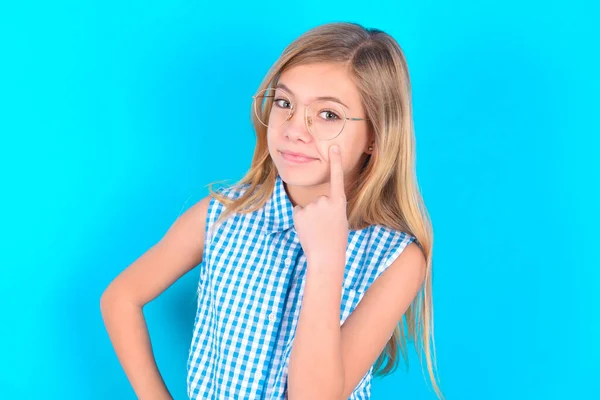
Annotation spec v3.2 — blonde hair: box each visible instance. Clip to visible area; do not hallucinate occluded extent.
[208,22,442,398]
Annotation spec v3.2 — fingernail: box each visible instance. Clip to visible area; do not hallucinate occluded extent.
[331,145,340,154]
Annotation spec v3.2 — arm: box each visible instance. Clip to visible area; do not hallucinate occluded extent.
[287,241,426,400]
[287,252,345,399]
[100,195,212,400]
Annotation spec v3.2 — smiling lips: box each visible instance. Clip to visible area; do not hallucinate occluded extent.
[280,150,318,164]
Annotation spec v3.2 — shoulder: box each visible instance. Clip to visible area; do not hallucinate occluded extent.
[367,224,417,252]
[179,194,213,236]
[361,228,426,300]
[395,241,426,270]
[366,225,423,274]
[191,194,213,215]
[377,240,426,301]
[382,228,426,281]
[211,182,253,203]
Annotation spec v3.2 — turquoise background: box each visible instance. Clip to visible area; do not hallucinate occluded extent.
[1,1,598,399]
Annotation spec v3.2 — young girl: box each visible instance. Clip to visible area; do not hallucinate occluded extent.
[101,22,442,400]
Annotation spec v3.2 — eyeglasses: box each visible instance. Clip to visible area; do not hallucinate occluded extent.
[252,88,368,141]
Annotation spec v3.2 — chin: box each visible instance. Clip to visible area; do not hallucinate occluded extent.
[277,167,327,188]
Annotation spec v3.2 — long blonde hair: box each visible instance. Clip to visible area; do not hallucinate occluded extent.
[208,22,442,398]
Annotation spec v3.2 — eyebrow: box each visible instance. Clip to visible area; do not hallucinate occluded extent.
[275,83,350,110]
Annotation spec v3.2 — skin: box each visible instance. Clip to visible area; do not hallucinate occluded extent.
[100,62,426,400]
[275,64,427,399]
[287,140,426,399]
[267,62,374,208]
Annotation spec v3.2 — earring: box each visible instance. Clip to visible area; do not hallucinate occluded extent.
[368,146,373,151]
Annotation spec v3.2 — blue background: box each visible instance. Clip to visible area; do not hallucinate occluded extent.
[1,1,598,399]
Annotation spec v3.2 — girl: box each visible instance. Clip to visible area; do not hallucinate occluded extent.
[101,22,442,400]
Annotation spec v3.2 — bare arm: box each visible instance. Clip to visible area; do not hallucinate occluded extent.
[287,242,426,399]
[100,195,212,400]
[288,255,345,399]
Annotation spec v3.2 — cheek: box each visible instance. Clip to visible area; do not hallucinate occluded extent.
[312,143,348,172]
[314,143,329,162]
[335,139,369,170]
[267,129,277,151]
[324,136,363,160]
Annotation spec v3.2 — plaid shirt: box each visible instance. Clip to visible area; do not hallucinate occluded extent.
[187,174,416,399]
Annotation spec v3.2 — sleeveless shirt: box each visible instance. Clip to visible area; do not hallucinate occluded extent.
[187,174,416,399]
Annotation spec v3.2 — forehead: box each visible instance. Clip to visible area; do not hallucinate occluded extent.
[277,63,362,110]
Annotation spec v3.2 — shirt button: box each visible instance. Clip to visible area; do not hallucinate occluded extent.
[268,313,276,322]
[285,258,292,266]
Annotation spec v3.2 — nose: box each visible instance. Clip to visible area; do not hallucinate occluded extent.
[283,107,312,142]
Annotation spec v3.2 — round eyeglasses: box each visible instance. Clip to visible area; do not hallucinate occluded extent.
[252,88,368,141]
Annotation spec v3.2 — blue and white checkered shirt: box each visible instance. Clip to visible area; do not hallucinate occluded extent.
[187,174,416,399]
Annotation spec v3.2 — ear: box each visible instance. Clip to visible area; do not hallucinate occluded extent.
[366,140,375,155]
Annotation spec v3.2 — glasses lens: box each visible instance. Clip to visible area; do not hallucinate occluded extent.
[253,88,292,128]
[306,100,346,140]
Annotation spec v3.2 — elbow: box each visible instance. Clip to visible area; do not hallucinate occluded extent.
[100,283,124,316]
[100,283,143,318]
[99,285,114,315]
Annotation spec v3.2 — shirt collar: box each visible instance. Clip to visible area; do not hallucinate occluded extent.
[262,173,295,235]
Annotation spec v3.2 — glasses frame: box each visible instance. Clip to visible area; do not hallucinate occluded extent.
[252,87,369,141]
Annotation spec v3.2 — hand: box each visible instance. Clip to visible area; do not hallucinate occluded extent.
[292,145,349,265]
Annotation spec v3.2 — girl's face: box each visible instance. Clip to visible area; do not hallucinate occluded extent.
[267,63,373,191]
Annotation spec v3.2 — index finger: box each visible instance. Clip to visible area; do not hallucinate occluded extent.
[329,145,345,201]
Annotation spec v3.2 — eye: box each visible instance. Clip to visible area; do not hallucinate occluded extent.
[274,98,292,109]
[318,110,341,121]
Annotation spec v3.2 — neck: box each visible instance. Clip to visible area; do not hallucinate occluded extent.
[284,181,332,208]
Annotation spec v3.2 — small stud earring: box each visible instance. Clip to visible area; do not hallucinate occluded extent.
[368,146,374,151]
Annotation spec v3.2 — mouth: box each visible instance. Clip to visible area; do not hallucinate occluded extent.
[279,151,318,164]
